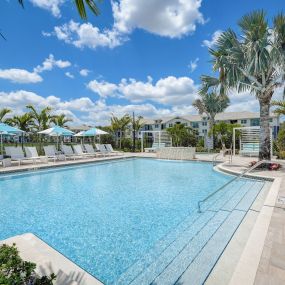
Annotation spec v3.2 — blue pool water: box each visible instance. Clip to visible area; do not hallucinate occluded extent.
[0,158,236,283]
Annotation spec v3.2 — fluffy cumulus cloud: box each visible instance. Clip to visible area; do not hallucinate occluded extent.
[87,76,199,105]
[47,0,205,49]
[0,88,198,125]
[29,0,64,17]
[0,54,71,84]
[202,30,223,48]
[51,20,125,49]
[34,54,71,73]
[112,0,205,38]
[0,69,42,84]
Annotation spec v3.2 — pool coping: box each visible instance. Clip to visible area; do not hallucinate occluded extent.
[0,233,104,285]
[211,162,283,285]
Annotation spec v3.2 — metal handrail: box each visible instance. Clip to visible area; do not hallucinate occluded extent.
[212,152,221,167]
[198,159,268,213]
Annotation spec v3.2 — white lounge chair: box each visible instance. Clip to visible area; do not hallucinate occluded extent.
[104,144,123,155]
[43,145,66,161]
[61,145,82,160]
[84,144,103,157]
[95,144,111,156]
[24,147,49,163]
[73,144,95,158]
[6,146,34,165]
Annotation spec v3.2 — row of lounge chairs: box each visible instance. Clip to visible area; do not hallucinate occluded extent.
[1,144,123,167]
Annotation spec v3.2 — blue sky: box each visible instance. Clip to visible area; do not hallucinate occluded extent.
[0,0,284,125]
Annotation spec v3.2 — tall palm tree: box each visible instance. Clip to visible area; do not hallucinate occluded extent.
[200,11,285,159]
[18,0,100,19]
[26,105,53,132]
[0,108,12,123]
[272,100,285,116]
[6,113,33,132]
[132,115,144,152]
[193,91,229,148]
[111,114,131,149]
[51,114,72,127]
[6,113,33,147]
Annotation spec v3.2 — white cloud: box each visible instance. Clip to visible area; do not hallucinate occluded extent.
[79,69,90,77]
[188,58,199,72]
[0,89,198,126]
[87,75,199,106]
[202,30,223,48]
[0,54,71,84]
[52,20,125,49]
[0,69,42,84]
[34,54,71,73]
[112,0,205,38]
[29,0,64,17]
[48,0,205,49]
[65,72,74,79]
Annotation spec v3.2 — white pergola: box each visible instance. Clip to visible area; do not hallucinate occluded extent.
[233,126,272,158]
[140,130,172,152]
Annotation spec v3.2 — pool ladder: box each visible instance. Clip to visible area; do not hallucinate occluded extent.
[198,159,268,213]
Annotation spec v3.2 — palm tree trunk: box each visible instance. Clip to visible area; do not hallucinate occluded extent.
[208,117,215,150]
[259,98,271,160]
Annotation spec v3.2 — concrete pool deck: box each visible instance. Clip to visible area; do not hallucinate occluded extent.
[0,152,284,284]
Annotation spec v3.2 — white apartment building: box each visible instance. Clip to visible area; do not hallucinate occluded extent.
[140,111,280,139]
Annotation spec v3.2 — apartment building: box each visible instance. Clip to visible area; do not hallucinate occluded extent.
[140,111,280,139]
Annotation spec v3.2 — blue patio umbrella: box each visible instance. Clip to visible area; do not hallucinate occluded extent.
[0,123,24,154]
[38,125,74,149]
[75,127,108,144]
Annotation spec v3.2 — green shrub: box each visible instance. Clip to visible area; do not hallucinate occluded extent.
[0,243,56,285]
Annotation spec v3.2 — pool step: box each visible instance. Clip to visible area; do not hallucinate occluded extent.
[221,180,264,211]
[130,211,229,285]
[206,180,249,211]
[175,210,246,285]
[201,180,248,211]
[116,180,265,285]
[115,211,213,285]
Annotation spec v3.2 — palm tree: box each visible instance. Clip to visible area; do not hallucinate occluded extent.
[18,0,100,19]
[26,105,53,132]
[0,108,12,123]
[193,91,229,148]
[132,115,144,152]
[26,105,53,150]
[200,11,285,159]
[51,114,72,127]
[6,113,33,132]
[6,113,33,147]
[110,114,131,149]
[272,100,285,116]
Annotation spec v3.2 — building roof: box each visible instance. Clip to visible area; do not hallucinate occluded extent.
[143,111,278,125]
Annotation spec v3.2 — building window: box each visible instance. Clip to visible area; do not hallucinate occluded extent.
[269,118,273,123]
[250,118,260,126]
[183,123,187,126]
[202,122,207,126]
[169,123,173,127]
[191,122,199,128]
[241,119,247,124]
[161,124,165,130]
[202,129,207,134]
[155,124,159,128]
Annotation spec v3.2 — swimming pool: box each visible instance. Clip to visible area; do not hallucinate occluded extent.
[0,158,265,284]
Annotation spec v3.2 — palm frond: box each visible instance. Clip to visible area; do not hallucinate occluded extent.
[74,0,100,20]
